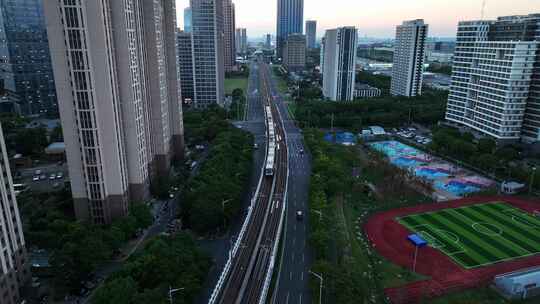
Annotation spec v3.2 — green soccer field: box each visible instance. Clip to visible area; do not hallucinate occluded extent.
[397,202,540,269]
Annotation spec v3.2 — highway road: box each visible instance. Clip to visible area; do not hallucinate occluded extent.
[211,60,291,304]
[268,65,313,304]
[209,60,311,304]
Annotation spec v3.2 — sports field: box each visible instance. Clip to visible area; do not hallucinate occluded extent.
[397,202,540,269]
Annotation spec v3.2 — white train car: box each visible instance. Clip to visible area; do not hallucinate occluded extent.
[264,105,276,176]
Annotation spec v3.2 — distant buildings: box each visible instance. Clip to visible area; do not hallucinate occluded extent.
[177,31,195,104]
[322,27,358,101]
[426,41,455,63]
[44,0,184,224]
[446,14,540,143]
[283,34,306,72]
[305,20,317,49]
[236,28,247,55]
[184,7,192,32]
[0,0,57,115]
[0,123,29,304]
[223,0,236,72]
[191,0,225,108]
[354,84,382,99]
[266,34,272,49]
[390,19,428,97]
[276,0,304,58]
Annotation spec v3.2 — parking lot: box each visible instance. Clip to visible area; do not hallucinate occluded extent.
[15,162,69,193]
[394,127,433,146]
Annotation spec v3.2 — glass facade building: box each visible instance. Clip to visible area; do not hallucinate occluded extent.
[0,0,57,115]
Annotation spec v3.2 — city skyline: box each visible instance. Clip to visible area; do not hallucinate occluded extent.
[176,0,538,37]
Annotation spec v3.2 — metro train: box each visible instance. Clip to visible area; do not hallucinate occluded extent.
[264,104,277,176]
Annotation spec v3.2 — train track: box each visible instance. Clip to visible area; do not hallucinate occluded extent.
[215,61,289,304]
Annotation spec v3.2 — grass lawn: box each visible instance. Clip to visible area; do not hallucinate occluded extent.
[398,202,540,269]
[224,77,248,95]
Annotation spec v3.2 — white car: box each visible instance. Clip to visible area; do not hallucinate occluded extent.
[32,176,40,182]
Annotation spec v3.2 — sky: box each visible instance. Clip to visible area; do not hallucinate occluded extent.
[176,0,539,38]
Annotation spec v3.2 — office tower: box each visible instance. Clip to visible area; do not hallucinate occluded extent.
[0,0,57,115]
[266,34,272,49]
[390,19,428,97]
[305,20,317,49]
[0,124,29,304]
[177,30,195,104]
[446,14,540,143]
[142,0,185,175]
[320,37,326,74]
[283,34,306,71]
[191,0,225,108]
[276,0,304,58]
[44,0,183,224]
[223,0,236,72]
[322,27,358,101]
[236,28,247,54]
[184,7,192,32]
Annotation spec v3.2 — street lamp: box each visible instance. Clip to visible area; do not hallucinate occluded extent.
[168,286,184,304]
[530,167,537,195]
[222,199,233,227]
[313,210,323,221]
[309,271,323,304]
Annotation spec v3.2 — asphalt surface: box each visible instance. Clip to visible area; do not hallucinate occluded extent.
[195,61,267,304]
[269,67,313,304]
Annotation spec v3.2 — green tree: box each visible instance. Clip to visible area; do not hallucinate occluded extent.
[477,138,496,154]
[15,127,48,155]
[92,277,138,304]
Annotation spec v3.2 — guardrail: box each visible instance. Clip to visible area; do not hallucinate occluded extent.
[259,76,291,304]
[208,67,269,304]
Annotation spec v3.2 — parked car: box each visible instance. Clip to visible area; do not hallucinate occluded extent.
[49,174,56,180]
[40,174,47,180]
[32,176,40,182]
[57,172,63,179]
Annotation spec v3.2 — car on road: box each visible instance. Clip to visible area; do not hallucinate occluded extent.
[299,149,304,155]
[254,143,259,149]
[296,210,304,220]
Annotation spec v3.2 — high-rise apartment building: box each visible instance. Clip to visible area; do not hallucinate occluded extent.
[223,0,236,72]
[0,0,57,115]
[236,28,247,55]
[177,31,195,105]
[276,0,304,58]
[283,34,306,72]
[0,123,29,304]
[184,7,192,33]
[142,0,185,174]
[390,19,428,97]
[322,27,358,101]
[44,0,184,224]
[305,20,317,49]
[266,34,272,49]
[191,0,225,108]
[446,14,540,143]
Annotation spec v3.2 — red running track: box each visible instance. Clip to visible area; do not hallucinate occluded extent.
[363,196,540,304]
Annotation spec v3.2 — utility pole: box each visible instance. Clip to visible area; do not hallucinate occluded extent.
[309,271,324,304]
[168,286,184,304]
[529,167,537,195]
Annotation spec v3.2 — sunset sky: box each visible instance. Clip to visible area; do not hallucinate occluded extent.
[175,0,539,38]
